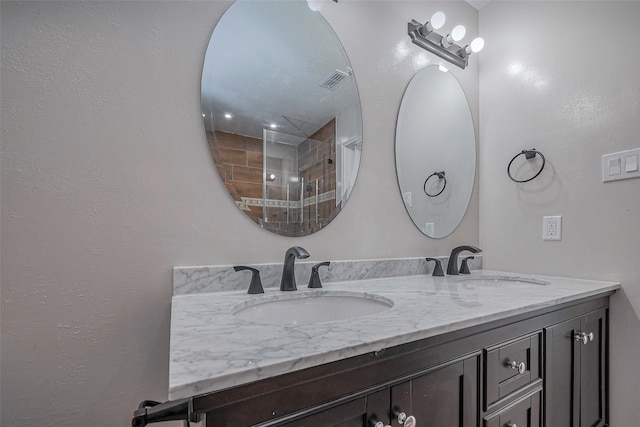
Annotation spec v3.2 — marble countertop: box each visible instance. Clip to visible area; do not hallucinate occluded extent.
[168,270,619,400]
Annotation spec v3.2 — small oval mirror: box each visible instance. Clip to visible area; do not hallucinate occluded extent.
[202,0,362,237]
[395,66,476,238]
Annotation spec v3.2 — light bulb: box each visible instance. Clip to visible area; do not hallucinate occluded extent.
[451,25,466,42]
[430,11,446,30]
[224,113,232,119]
[470,37,485,53]
[270,123,277,129]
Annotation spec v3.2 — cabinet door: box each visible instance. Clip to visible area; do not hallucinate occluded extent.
[579,309,607,427]
[390,355,479,427]
[544,317,580,427]
[544,309,607,427]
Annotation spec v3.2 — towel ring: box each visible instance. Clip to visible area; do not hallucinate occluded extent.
[507,149,545,183]
[424,171,446,197]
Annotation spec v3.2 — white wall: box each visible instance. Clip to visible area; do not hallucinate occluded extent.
[0,1,480,425]
[479,2,640,425]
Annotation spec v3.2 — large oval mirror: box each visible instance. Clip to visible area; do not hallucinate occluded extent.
[202,0,362,237]
[395,66,476,238]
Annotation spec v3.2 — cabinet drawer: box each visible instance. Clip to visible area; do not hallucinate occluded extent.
[483,388,541,427]
[485,332,541,408]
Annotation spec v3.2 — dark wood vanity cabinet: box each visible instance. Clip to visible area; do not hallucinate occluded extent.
[276,355,480,427]
[193,296,610,427]
[544,308,608,427]
[389,355,479,427]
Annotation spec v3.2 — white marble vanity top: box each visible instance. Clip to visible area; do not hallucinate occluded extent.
[168,270,619,400]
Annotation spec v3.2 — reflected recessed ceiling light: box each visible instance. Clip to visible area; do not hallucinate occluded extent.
[270,123,277,129]
[224,113,233,119]
[438,65,449,72]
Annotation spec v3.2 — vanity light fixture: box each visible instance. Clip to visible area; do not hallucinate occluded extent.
[408,12,484,70]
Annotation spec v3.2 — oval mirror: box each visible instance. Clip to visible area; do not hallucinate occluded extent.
[202,0,362,237]
[395,66,476,238]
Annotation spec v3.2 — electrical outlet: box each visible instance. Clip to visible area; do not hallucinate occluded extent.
[543,216,562,241]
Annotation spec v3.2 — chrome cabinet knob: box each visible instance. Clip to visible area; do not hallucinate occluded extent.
[402,415,416,427]
[509,360,526,374]
[369,416,390,427]
[393,409,416,427]
[575,331,595,345]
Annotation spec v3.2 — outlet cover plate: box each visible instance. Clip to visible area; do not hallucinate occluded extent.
[543,216,562,241]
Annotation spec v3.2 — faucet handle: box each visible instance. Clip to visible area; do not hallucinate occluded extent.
[459,256,474,274]
[308,262,330,288]
[233,266,264,294]
[425,258,444,276]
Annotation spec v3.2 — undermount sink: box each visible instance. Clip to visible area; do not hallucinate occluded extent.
[452,275,550,286]
[231,291,394,326]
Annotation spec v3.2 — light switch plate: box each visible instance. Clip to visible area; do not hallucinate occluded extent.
[602,148,640,182]
[543,216,562,241]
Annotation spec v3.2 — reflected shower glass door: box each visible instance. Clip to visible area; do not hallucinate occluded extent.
[262,129,337,237]
[262,129,302,236]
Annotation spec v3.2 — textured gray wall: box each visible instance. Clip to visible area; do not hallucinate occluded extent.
[479,2,640,425]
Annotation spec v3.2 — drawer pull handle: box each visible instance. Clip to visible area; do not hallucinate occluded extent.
[506,422,517,427]
[508,360,526,374]
[575,331,594,345]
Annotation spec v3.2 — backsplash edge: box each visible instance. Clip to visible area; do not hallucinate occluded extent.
[173,256,483,295]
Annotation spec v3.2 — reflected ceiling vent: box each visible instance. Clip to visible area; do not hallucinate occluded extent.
[319,69,351,90]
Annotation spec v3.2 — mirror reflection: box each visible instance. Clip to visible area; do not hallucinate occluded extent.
[395,65,476,238]
[202,0,362,237]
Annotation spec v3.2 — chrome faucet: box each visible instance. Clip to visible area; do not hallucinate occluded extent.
[280,246,310,291]
[446,245,481,275]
